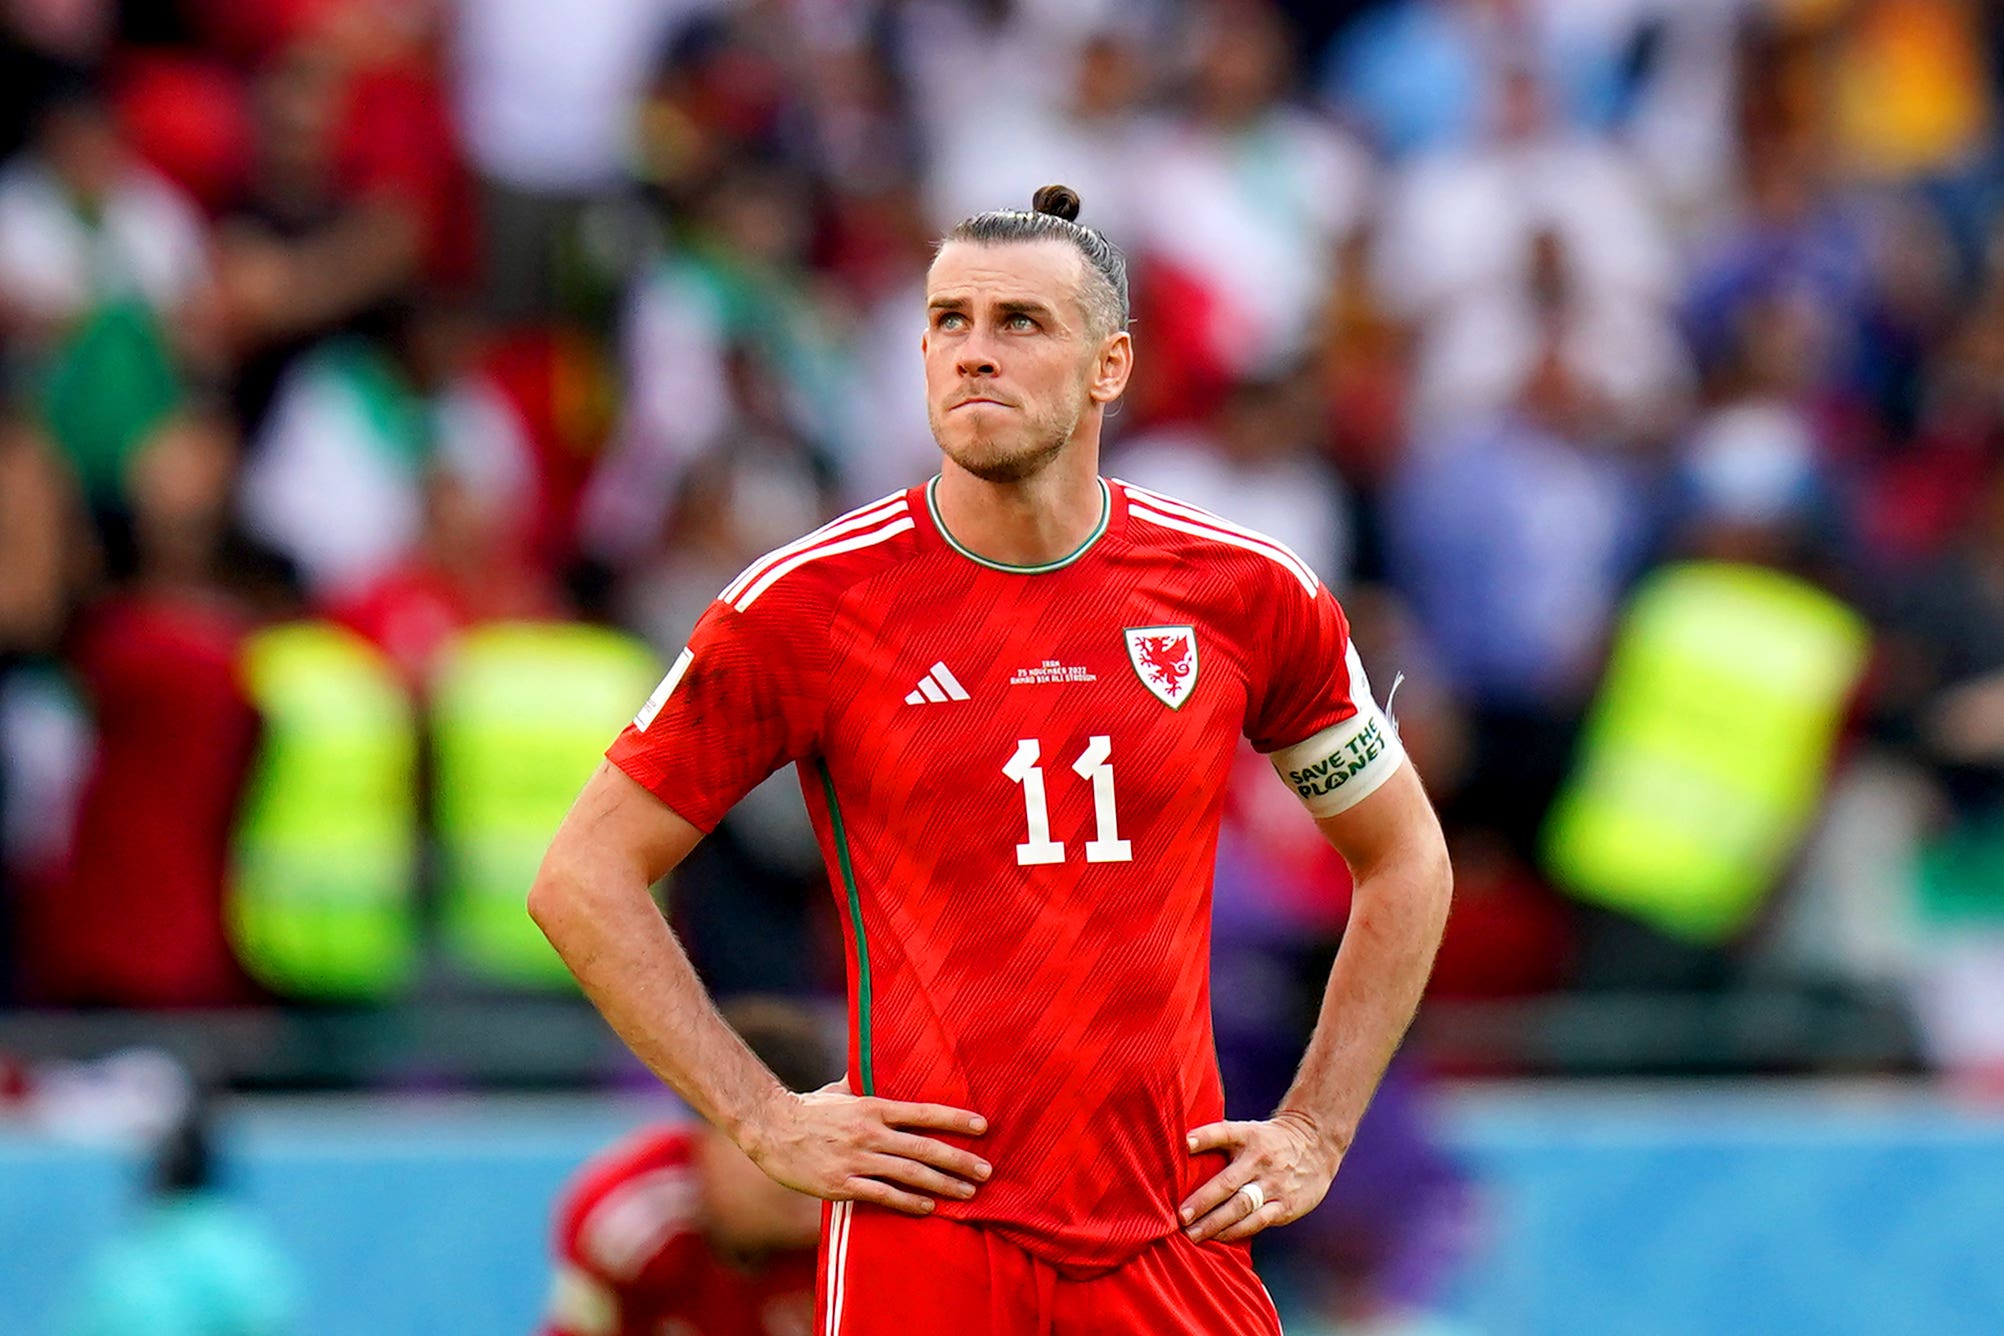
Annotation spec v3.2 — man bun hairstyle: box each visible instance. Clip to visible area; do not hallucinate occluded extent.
[945,183,1129,337]
[1031,183,1082,221]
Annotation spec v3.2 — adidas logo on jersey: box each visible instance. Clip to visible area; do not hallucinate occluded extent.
[904,662,970,705]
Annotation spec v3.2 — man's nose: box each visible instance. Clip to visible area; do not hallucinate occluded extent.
[956,333,999,378]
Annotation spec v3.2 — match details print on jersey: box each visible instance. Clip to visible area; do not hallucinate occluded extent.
[606,477,1406,1270]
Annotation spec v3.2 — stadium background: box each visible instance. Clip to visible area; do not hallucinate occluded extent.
[3,0,2004,1331]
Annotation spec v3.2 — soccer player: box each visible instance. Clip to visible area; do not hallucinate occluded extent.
[541,1000,839,1336]
[531,184,1453,1334]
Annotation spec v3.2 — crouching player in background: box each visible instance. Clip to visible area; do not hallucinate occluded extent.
[542,1000,841,1336]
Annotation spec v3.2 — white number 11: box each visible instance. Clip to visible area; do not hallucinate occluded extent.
[1003,736,1132,867]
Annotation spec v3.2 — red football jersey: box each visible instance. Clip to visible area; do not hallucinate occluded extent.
[543,1125,817,1336]
[607,477,1404,1271]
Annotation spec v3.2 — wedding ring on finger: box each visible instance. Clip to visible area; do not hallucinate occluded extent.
[1234,1181,1265,1213]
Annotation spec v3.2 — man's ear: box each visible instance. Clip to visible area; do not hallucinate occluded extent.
[1089,330,1134,405]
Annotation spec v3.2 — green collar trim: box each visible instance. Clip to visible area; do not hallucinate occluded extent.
[926,475,1111,574]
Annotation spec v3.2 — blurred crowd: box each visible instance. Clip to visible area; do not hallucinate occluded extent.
[5,0,2004,1097]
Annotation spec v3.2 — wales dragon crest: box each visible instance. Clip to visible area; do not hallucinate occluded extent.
[1123,625,1200,709]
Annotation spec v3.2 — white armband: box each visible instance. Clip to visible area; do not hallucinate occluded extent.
[1269,646,1407,817]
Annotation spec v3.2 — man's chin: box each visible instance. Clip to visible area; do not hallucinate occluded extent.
[940,436,1067,485]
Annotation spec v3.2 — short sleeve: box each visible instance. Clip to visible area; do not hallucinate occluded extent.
[605,597,823,832]
[1245,581,1407,817]
[545,1159,703,1336]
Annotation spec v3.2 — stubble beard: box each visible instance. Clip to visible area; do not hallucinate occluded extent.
[930,387,1089,485]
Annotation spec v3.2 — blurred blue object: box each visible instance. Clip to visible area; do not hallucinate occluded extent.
[1443,1087,2004,1335]
[7,1089,2004,1335]
[1323,2,1626,157]
[64,1194,296,1336]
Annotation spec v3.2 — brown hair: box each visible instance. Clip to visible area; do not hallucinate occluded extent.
[721,997,842,1094]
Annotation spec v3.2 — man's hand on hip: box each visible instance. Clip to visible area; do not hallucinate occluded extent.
[743,1080,992,1217]
[1178,1109,1342,1244]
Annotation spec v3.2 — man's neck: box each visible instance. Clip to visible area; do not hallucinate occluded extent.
[932,446,1105,569]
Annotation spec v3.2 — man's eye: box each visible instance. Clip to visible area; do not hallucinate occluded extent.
[937,312,967,330]
[1005,313,1036,330]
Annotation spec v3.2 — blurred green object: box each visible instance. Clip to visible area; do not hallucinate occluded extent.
[1544,562,1870,943]
[39,300,184,504]
[433,622,661,987]
[228,623,420,999]
[1916,816,2004,927]
[303,336,430,471]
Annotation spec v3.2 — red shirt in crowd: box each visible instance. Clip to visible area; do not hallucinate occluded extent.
[26,592,260,1006]
[543,1127,816,1336]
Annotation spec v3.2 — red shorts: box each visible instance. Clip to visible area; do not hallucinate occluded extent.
[814,1201,1283,1335]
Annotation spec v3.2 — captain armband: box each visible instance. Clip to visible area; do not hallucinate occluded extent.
[1269,651,1407,818]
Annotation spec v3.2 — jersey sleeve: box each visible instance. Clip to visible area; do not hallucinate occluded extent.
[543,1142,704,1336]
[1244,579,1407,817]
[606,595,825,832]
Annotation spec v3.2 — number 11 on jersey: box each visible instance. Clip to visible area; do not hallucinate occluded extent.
[1003,737,1133,867]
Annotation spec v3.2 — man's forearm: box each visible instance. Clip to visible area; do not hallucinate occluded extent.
[529,851,786,1146]
[1276,850,1451,1150]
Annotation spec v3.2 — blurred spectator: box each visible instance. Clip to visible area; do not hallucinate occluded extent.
[1387,335,1653,846]
[1680,115,1875,394]
[897,0,1121,205]
[1864,291,2004,568]
[540,998,837,1336]
[0,408,81,999]
[583,166,844,566]
[0,0,109,161]
[636,6,816,196]
[1676,394,1827,568]
[923,18,1150,243]
[452,0,687,321]
[112,52,256,216]
[1885,467,2004,858]
[238,303,481,603]
[63,1087,299,1336]
[799,20,923,199]
[1322,0,1643,158]
[217,9,473,431]
[614,443,835,1000]
[1874,465,2004,1083]
[330,456,563,692]
[1821,0,1995,199]
[20,408,264,1006]
[1622,0,1751,220]
[1409,226,1693,441]
[822,183,945,504]
[0,408,71,656]
[1125,2,1375,384]
[0,80,216,358]
[616,438,826,662]
[1307,226,1416,582]
[1375,62,1675,326]
[1109,369,1354,586]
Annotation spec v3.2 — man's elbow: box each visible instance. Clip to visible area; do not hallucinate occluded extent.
[527,838,591,938]
[1420,828,1454,929]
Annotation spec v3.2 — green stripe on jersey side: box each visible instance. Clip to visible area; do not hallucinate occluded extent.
[927,474,1110,573]
[818,760,874,1096]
